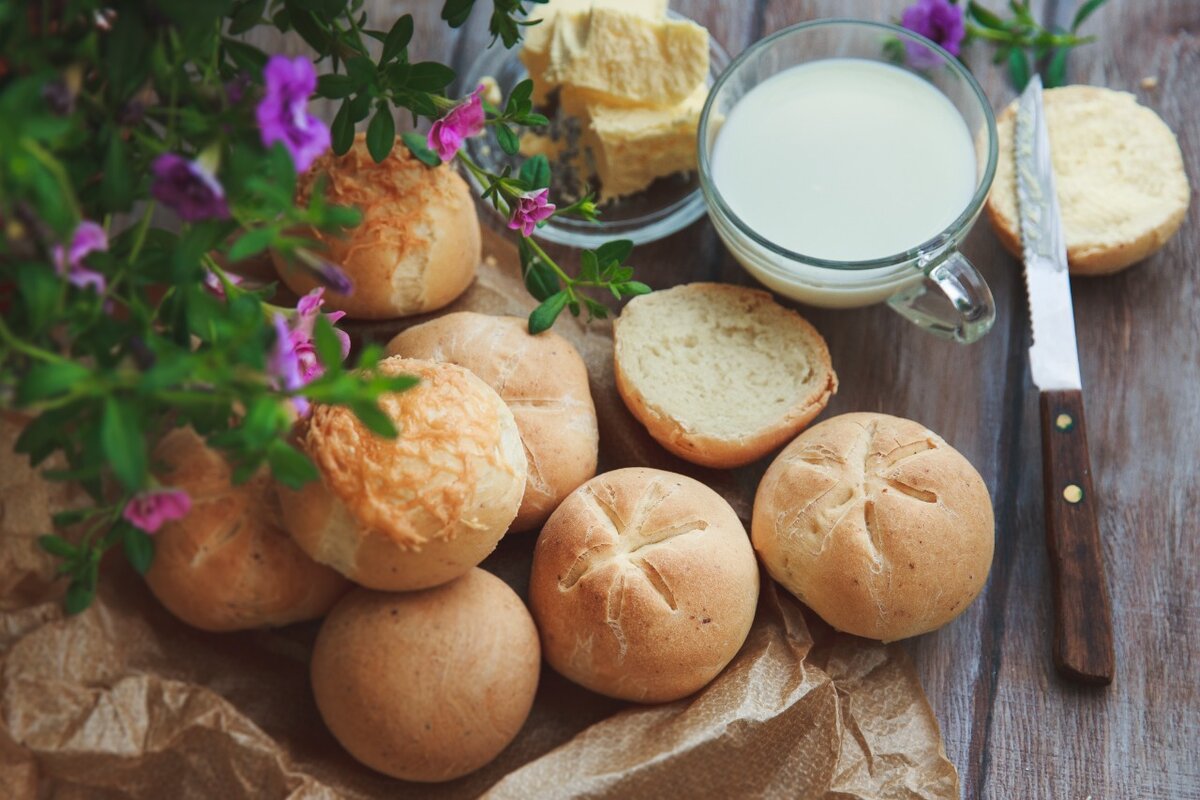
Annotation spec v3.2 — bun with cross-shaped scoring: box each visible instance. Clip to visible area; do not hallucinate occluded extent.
[529,468,758,703]
[752,413,994,642]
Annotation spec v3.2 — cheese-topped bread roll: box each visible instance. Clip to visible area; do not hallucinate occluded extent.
[279,357,526,591]
[387,312,598,532]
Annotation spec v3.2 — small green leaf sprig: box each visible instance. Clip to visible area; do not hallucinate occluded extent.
[965,0,1110,90]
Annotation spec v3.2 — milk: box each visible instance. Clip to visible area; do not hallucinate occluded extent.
[710,58,978,304]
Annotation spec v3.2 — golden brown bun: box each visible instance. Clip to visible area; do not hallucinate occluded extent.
[987,85,1190,275]
[752,413,994,642]
[614,283,837,469]
[530,468,759,702]
[311,570,540,782]
[146,428,348,632]
[386,312,598,532]
[279,357,526,591]
[273,133,480,318]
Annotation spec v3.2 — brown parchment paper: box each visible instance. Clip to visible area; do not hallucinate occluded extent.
[0,229,960,799]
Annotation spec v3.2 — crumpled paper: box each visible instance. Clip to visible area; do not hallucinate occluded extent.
[0,229,960,799]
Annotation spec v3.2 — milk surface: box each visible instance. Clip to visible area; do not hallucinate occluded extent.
[711,58,976,263]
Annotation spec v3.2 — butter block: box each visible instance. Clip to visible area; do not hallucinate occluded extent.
[583,81,709,200]
[520,0,667,105]
[546,8,709,109]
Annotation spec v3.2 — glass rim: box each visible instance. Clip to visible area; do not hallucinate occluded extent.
[697,18,999,272]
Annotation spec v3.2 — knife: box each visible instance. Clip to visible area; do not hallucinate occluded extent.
[1015,74,1115,686]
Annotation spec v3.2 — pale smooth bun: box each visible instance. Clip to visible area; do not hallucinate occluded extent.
[530,468,759,702]
[146,427,347,631]
[752,413,994,642]
[386,312,599,532]
[987,85,1190,275]
[311,570,540,782]
[273,133,480,318]
[613,283,837,469]
[279,357,526,591]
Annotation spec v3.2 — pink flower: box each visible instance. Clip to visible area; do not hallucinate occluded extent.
[901,0,966,68]
[52,221,108,294]
[123,488,191,533]
[507,188,556,237]
[426,85,486,162]
[203,269,243,300]
[266,289,351,414]
[256,55,330,173]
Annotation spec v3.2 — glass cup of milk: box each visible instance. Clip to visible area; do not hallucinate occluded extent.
[698,19,999,343]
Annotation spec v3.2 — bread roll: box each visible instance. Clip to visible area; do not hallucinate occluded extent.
[273,133,480,318]
[530,468,758,702]
[279,357,526,591]
[311,570,540,782]
[614,283,837,469]
[752,413,994,642]
[387,312,599,532]
[146,428,348,631]
[986,85,1189,275]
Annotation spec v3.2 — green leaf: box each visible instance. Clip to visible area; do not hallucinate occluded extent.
[14,263,61,333]
[318,74,356,99]
[223,39,269,72]
[618,280,652,297]
[312,314,344,370]
[64,579,95,615]
[331,99,356,155]
[38,534,77,559]
[518,154,551,190]
[346,56,376,89]
[519,238,560,301]
[122,526,155,575]
[382,14,414,62]
[289,9,331,53]
[528,291,569,334]
[351,401,398,438]
[101,397,147,490]
[441,0,475,28]
[579,250,600,282]
[519,112,550,127]
[401,131,442,166]
[1007,47,1031,91]
[595,239,633,268]
[349,92,372,122]
[1045,48,1069,88]
[967,1,1006,30]
[17,362,91,406]
[266,439,319,489]
[227,227,275,262]
[229,0,267,34]
[505,79,534,114]
[101,134,134,212]
[407,62,457,92]
[496,123,520,155]
[582,297,609,320]
[366,107,396,162]
[1072,0,1108,31]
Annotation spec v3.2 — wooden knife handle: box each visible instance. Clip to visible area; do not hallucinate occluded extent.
[1040,389,1115,685]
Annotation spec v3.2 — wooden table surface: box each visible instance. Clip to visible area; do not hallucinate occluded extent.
[279,1,1199,796]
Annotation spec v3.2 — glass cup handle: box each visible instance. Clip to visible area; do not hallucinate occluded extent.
[886,251,996,344]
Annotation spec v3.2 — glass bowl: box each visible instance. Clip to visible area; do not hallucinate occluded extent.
[456,10,730,248]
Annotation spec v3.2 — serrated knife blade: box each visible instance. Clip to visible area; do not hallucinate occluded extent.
[1016,74,1082,391]
[1015,76,1114,686]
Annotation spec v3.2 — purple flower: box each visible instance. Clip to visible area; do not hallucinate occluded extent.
[268,313,310,416]
[123,488,191,533]
[507,188,556,237]
[256,55,330,173]
[427,85,486,162]
[226,72,251,105]
[52,221,107,293]
[266,289,351,414]
[295,249,354,295]
[901,0,966,68]
[151,153,230,222]
[203,269,243,300]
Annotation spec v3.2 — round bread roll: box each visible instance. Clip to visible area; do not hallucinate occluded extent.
[311,570,540,782]
[387,312,599,532]
[752,413,994,642]
[987,85,1189,275]
[530,468,759,702]
[279,357,526,591]
[614,283,837,469]
[273,133,480,318]
[146,427,348,631]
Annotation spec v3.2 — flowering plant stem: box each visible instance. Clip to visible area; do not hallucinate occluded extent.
[1,0,631,613]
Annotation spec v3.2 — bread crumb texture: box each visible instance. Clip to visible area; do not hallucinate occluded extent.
[752,413,994,641]
[614,283,836,466]
[989,86,1190,274]
[300,357,524,549]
